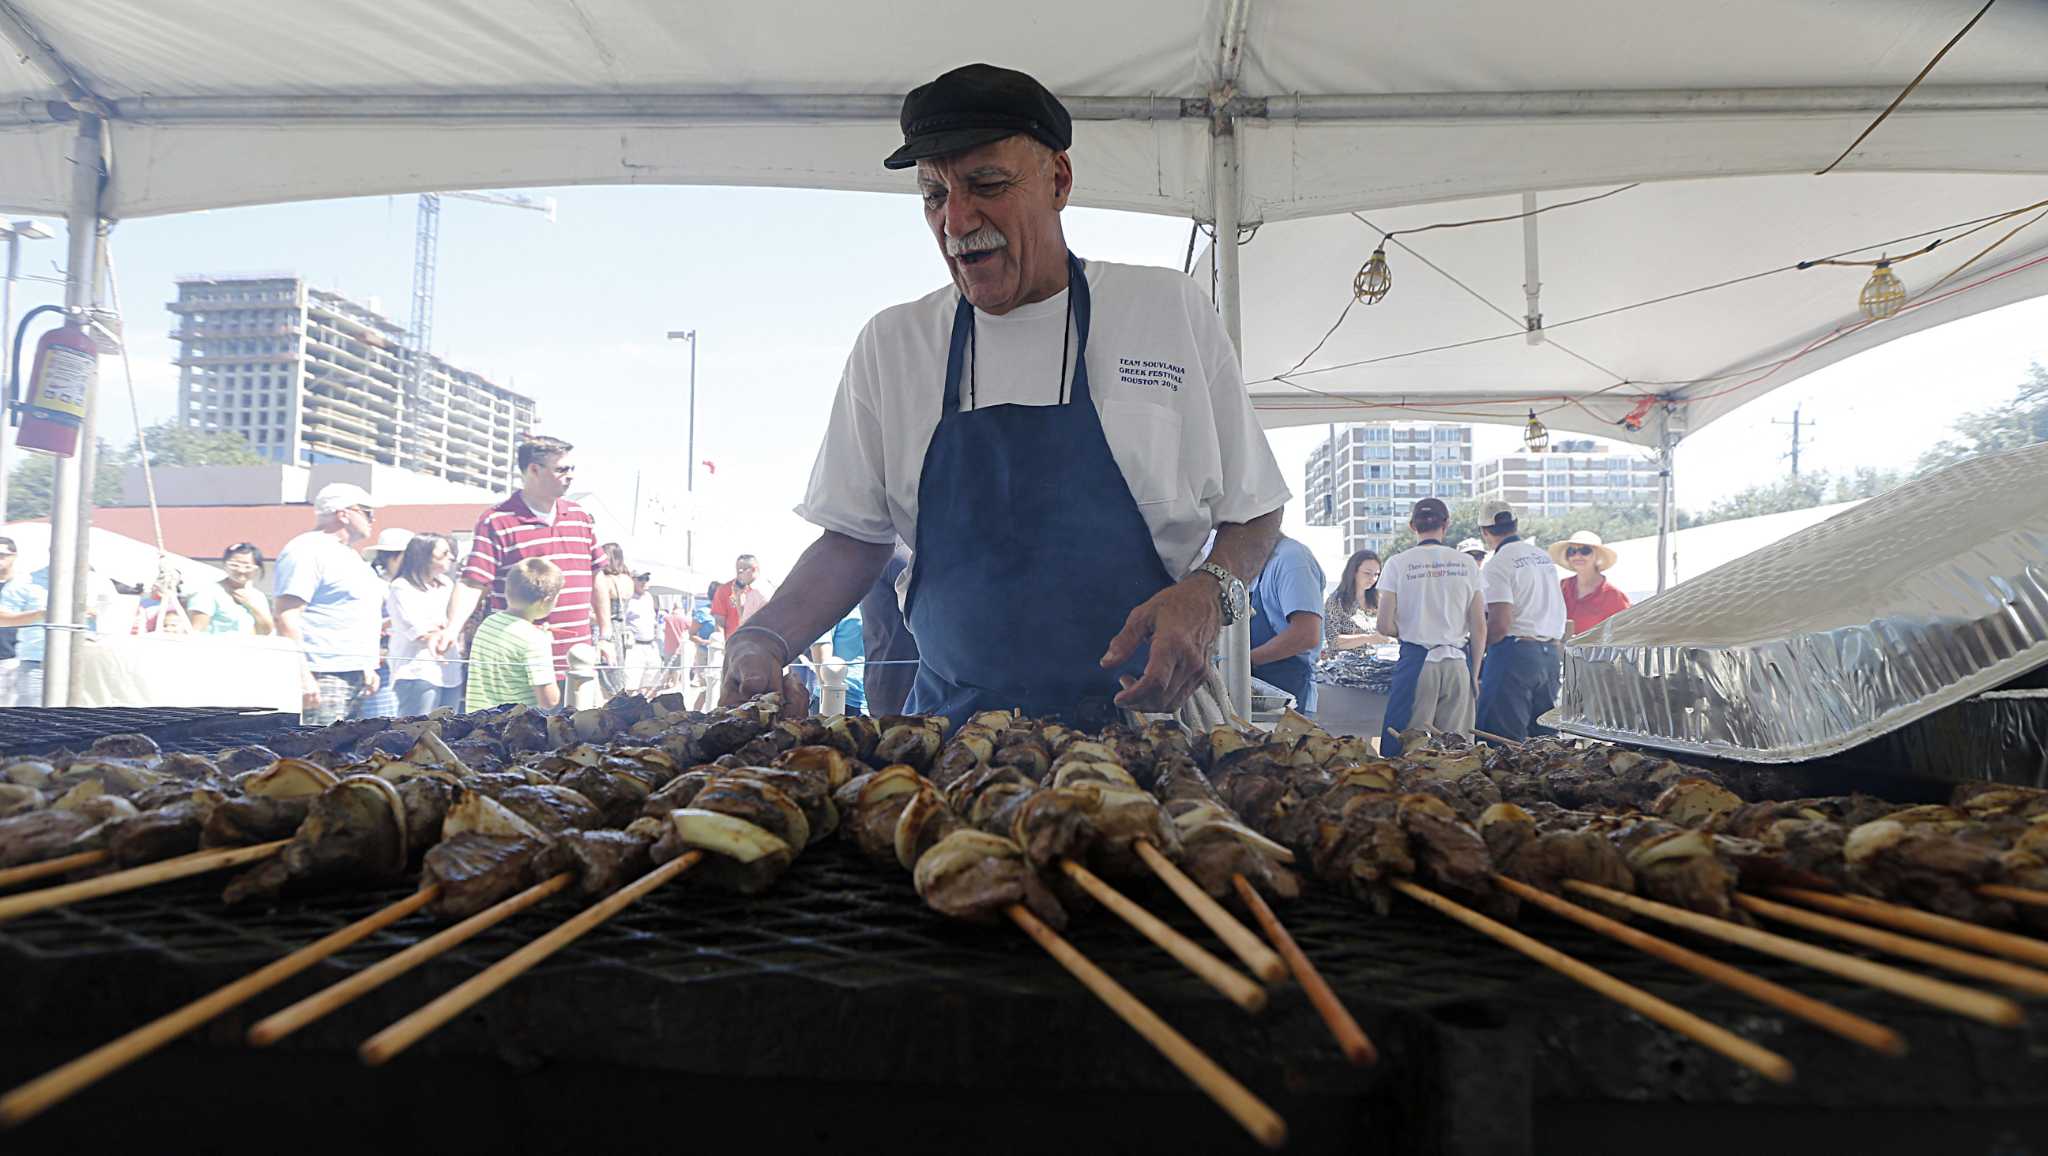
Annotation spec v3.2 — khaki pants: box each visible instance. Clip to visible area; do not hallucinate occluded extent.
[1410,656,1475,738]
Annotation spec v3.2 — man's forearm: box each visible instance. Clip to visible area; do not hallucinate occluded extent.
[1249,613,1321,665]
[1203,508,1283,585]
[743,531,894,662]
[448,582,484,629]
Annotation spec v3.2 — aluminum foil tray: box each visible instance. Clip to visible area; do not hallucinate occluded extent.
[1556,441,2048,764]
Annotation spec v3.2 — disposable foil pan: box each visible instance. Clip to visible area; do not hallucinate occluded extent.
[1555,441,2048,764]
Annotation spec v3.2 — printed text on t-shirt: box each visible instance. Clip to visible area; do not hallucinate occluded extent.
[1118,358,1185,392]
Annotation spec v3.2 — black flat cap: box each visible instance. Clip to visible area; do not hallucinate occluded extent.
[884,63,1072,170]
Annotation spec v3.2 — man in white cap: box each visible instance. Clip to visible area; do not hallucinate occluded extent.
[1473,500,1566,741]
[274,482,388,724]
[1457,538,1488,566]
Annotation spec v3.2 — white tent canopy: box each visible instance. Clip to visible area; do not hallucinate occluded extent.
[4,1,2046,447]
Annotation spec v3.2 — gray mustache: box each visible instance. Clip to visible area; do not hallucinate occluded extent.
[945,227,1008,257]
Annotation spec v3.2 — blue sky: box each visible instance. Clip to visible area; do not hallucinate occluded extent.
[8,185,2045,576]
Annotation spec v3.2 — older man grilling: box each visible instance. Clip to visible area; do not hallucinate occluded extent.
[721,63,1290,726]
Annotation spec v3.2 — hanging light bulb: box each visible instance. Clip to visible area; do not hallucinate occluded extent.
[1353,245,1392,305]
[1523,409,1549,453]
[1859,259,1906,320]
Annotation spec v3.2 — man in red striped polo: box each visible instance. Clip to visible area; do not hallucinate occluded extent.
[445,435,614,678]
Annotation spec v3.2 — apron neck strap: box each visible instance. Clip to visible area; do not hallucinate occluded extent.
[942,252,1089,411]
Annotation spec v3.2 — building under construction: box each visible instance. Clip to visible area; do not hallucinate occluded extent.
[168,275,537,493]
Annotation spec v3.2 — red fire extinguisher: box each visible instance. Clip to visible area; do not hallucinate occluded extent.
[8,304,93,458]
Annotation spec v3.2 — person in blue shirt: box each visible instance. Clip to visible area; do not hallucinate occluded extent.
[829,605,868,714]
[1247,535,1326,714]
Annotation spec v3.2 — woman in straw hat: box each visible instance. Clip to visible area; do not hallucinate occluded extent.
[1550,530,1629,636]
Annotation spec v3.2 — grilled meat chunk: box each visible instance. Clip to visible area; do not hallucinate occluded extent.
[223,777,411,905]
[1845,819,2013,924]
[0,808,97,867]
[534,827,657,897]
[494,784,603,836]
[913,829,1066,928]
[107,793,223,866]
[202,795,312,848]
[423,834,547,919]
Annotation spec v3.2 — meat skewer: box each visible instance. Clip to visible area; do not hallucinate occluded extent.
[1393,878,1797,1084]
[0,693,772,1122]
[840,758,1287,1149]
[1563,880,2026,1027]
[0,886,438,1128]
[921,715,1272,1005]
[356,719,858,1063]
[0,839,291,923]
[0,848,108,890]
[1493,875,1906,1056]
[1136,724,1373,1062]
[1770,886,2048,969]
[1733,892,2048,996]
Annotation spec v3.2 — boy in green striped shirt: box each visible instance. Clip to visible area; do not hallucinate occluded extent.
[465,557,564,711]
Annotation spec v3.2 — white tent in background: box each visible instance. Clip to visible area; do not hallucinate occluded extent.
[0,521,222,586]
[1601,501,1864,601]
[6,0,2047,698]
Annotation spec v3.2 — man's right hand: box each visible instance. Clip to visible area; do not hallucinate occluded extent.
[719,632,810,715]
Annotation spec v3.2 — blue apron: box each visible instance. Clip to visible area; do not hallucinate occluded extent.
[904,254,1173,730]
[1249,595,1315,713]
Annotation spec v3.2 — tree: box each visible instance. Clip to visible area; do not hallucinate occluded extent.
[1691,473,1831,527]
[5,439,125,521]
[1916,362,2048,475]
[121,421,264,469]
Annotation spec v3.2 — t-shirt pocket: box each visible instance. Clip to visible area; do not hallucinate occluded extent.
[1101,399,1184,506]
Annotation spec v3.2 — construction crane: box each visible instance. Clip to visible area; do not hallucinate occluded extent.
[405,190,555,471]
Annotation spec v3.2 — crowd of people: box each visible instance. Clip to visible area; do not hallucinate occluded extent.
[0,435,795,719]
[1248,498,1633,754]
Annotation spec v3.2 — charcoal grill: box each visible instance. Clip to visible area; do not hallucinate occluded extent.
[3,708,2046,1155]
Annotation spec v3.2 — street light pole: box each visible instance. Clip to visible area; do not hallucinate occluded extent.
[666,329,697,569]
[0,220,55,523]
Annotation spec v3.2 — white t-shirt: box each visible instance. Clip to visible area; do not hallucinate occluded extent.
[1480,538,1568,641]
[1379,542,1481,661]
[272,531,386,673]
[796,261,1291,580]
[385,577,462,688]
[624,593,658,642]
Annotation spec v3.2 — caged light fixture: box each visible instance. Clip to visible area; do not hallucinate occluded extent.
[1859,259,1907,320]
[1353,245,1392,305]
[1523,409,1550,453]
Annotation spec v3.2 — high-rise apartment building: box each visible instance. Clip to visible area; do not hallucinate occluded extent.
[169,275,538,492]
[1475,438,1661,518]
[1303,423,1475,555]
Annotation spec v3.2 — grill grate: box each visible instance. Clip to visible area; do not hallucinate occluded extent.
[4,711,2046,1114]
[0,706,297,755]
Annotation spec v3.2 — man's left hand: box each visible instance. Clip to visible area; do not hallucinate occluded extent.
[362,668,381,697]
[1100,577,1221,712]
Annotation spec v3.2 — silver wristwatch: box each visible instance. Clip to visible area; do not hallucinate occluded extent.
[1195,562,1248,625]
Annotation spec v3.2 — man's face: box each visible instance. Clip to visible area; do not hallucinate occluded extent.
[0,547,15,582]
[634,577,649,596]
[734,558,757,586]
[525,451,576,504]
[336,504,375,546]
[918,136,1073,315]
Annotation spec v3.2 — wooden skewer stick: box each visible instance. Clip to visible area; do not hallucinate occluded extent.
[0,886,438,1129]
[1232,874,1377,1065]
[0,849,109,892]
[249,874,575,1046]
[1734,893,2048,998]
[1562,881,2024,1028]
[1392,879,1794,1084]
[359,851,703,1066]
[1007,903,1288,1150]
[1058,859,1266,1013]
[1494,876,1904,1056]
[0,839,290,924]
[1976,883,2048,910]
[1134,840,1287,984]
[1473,729,1522,747]
[1771,887,2048,970]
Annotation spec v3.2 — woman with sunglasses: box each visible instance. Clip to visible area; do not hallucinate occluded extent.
[1549,531,1630,636]
[186,543,275,635]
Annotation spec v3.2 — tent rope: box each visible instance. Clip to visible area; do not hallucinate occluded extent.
[1815,0,2000,177]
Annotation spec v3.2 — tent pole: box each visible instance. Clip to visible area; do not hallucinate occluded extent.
[1210,73,1253,720]
[1655,407,1675,595]
[41,113,103,706]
